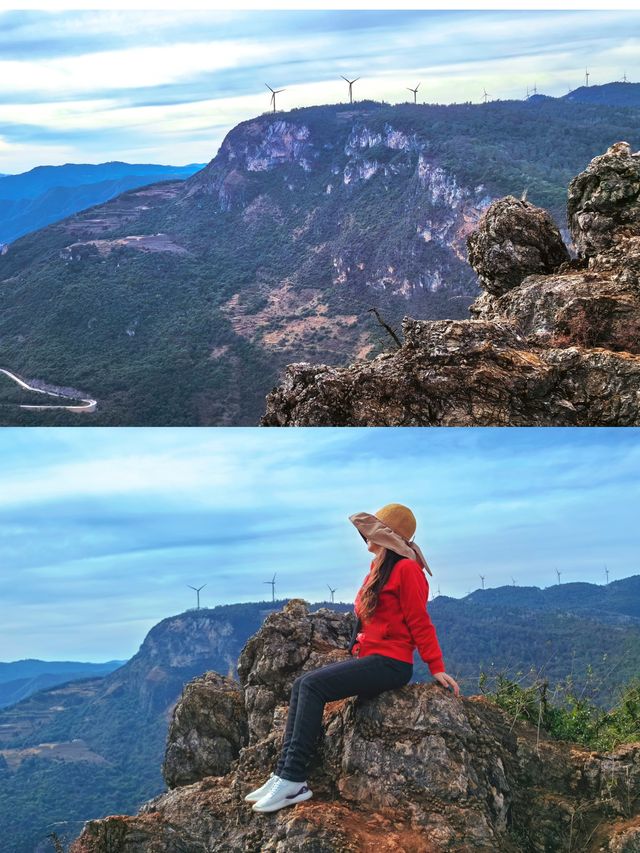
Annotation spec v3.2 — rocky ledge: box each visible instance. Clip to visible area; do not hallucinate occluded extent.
[70,600,640,853]
[262,143,640,426]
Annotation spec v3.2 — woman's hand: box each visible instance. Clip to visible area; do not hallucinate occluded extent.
[433,671,461,697]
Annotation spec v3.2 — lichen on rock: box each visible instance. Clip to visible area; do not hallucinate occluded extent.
[262,143,640,426]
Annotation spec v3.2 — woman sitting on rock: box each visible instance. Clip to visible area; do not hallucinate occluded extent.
[246,502,461,814]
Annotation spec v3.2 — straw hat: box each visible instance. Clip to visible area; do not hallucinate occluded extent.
[349,502,432,575]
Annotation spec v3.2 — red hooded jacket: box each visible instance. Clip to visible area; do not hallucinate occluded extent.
[351,557,445,676]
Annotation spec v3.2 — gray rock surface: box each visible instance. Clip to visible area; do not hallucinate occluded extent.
[71,600,640,853]
[568,141,640,258]
[467,195,569,295]
[263,144,640,426]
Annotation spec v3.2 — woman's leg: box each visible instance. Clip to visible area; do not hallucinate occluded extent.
[274,676,304,777]
[278,654,412,783]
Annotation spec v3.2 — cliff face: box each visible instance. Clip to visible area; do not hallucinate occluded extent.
[70,600,640,853]
[2,101,639,426]
[262,143,640,426]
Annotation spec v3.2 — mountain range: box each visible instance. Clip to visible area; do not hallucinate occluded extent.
[0,659,125,709]
[0,162,204,246]
[0,92,639,425]
[1,576,640,852]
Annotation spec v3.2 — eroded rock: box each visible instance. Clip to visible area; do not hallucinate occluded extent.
[467,195,570,296]
[568,141,640,258]
[263,144,640,426]
[70,600,640,853]
[163,671,248,789]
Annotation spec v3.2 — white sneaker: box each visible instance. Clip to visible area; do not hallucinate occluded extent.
[251,776,313,813]
[244,772,280,803]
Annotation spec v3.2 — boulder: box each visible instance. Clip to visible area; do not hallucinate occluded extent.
[466,195,569,296]
[568,141,640,258]
[70,601,640,853]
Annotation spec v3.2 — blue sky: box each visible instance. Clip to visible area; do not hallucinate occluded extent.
[0,9,638,172]
[0,427,638,661]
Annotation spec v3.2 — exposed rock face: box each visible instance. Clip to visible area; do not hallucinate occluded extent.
[237,599,353,744]
[163,671,248,788]
[568,141,640,258]
[467,196,570,296]
[70,600,640,853]
[263,144,640,426]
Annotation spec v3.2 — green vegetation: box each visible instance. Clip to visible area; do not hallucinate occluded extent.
[480,669,640,751]
[1,99,638,425]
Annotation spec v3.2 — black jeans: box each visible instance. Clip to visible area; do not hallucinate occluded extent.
[275,653,413,783]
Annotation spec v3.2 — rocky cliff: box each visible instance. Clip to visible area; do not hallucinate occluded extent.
[3,100,638,426]
[262,143,640,426]
[69,600,640,853]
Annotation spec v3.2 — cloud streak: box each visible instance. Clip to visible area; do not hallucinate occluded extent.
[0,10,637,171]
[0,427,638,660]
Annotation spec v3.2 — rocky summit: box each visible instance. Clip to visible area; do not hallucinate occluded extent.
[262,143,640,426]
[69,600,640,853]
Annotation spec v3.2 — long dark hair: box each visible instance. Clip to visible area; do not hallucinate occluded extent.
[357,547,405,624]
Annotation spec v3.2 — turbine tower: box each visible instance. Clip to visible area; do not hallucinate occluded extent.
[265,83,285,113]
[188,583,206,609]
[341,75,360,104]
[264,572,277,602]
[327,584,337,603]
[511,576,517,586]
[555,567,562,585]
[483,88,490,104]
[605,565,610,584]
[407,82,420,104]
[585,68,590,87]
[623,71,628,83]
[479,574,486,590]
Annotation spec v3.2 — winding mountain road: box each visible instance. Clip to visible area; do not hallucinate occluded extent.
[0,368,97,412]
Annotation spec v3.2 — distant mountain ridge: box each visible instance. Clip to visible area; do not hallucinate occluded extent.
[0,161,204,244]
[563,81,640,106]
[2,576,640,852]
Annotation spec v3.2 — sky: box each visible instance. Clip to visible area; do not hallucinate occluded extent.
[0,426,638,662]
[0,8,638,172]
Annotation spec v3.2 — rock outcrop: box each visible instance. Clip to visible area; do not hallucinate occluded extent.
[70,600,640,853]
[262,143,640,426]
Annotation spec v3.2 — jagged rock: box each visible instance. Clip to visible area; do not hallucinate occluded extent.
[70,601,640,853]
[263,144,640,426]
[466,195,570,296]
[237,599,354,743]
[568,141,640,258]
[163,671,248,789]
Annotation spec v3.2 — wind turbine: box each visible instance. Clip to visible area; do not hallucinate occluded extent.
[483,88,490,104]
[511,577,517,586]
[265,83,285,113]
[188,584,206,609]
[585,68,590,87]
[479,574,486,590]
[341,75,360,104]
[264,573,277,602]
[533,82,538,95]
[623,71,628,83]
[327,584,337,603]
[555,567,562,585]
[605,565,610,584]
[407,82,420,104]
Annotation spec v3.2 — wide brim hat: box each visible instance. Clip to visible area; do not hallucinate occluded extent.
[349,505,432,575]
